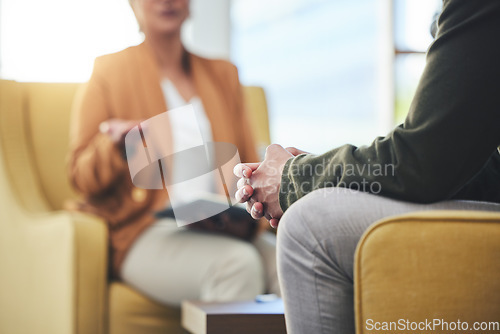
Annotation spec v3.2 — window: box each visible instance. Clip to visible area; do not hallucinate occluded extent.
[231,0,388,153]
[393,0,442,123]
[1,0,442,149]
[0,0,208,82]
[0,0,142,82]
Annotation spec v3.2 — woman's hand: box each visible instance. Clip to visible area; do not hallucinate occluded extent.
[99,119,142,146]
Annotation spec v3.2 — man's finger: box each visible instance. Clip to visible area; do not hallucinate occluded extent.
[237,177,248,189]
[245,198,256,215]
[235,185,254,203]
[233,163,260,178]
[250,202,264,219]
[269,218,280,228]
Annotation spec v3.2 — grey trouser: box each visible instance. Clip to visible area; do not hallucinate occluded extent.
[121,219,280,306]
[277,188,500,334]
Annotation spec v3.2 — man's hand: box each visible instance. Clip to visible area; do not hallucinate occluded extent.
[284,147,310,157]
[234,145,307,228]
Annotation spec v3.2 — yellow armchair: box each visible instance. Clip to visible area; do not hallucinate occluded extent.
[355,210,500,333]
[0,80,270,334]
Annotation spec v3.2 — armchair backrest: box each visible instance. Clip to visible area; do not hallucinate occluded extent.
[0,80,79,212]
[0,80,270,212]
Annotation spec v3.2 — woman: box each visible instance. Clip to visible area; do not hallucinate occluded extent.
[68,0,279,305]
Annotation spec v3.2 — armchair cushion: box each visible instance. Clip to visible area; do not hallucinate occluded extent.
[109,283,181,334]
[355,210,500,333]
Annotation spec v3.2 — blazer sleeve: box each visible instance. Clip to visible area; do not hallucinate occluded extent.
[279,0,500,211]
[67,57,129,197]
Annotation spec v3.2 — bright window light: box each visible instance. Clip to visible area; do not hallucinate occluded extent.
[231,0,389,152]
[0,0,142,82]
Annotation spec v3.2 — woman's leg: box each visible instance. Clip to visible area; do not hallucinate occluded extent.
[277,188,500,334]
[253,231,281,296]
[121,219,266,306]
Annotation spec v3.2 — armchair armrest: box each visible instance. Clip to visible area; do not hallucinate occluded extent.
[354,210,500,334]
[0,209,108,334]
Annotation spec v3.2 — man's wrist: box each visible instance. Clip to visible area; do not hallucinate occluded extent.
[279,156,296,213]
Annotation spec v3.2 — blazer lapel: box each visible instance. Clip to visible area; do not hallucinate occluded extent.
[133,42,168,118]
[131,42,173,198]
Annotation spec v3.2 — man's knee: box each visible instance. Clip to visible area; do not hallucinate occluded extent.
[279,188,366,237]
[201,240,265,301]
[277,188,333,249]
[277,188,363,261]
[277,199,306,246]
[278,188,381,280]
[277,198,315,269]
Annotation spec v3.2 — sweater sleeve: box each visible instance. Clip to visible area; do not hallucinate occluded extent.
[450,150,500,202]
[280,0,500,211]
[67,58,129,197]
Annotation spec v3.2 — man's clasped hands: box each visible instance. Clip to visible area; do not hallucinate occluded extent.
[233,144,309,228]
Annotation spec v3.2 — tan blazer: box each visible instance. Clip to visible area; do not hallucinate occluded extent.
[68,42,258,278]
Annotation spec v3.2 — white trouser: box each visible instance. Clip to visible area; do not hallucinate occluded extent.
[121,219,280,306]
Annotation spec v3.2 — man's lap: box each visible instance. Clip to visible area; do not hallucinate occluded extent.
[278,187,500,279]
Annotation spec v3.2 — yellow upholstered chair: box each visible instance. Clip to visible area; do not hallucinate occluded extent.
[243,87,271,159]
[354,210,500,334]
[0,80,270,334]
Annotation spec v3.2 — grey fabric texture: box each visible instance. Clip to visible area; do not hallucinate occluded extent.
[277,188,500,334]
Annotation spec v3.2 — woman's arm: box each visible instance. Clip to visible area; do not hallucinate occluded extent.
[67,58,129,197]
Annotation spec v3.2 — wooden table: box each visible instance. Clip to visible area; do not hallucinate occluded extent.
[181,299,286,334]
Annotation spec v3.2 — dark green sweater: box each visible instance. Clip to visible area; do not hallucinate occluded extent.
[279,0,500,212]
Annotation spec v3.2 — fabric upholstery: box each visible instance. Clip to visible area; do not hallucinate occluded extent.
[355,210,500,334]
[242,86,270,157]
[109,283,182,334]
[0,80,108,334]
[24,82,81,210]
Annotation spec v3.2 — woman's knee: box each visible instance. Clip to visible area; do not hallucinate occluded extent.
[224,241,263,273]
[277,199,307,250]
[210,239,265,293]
